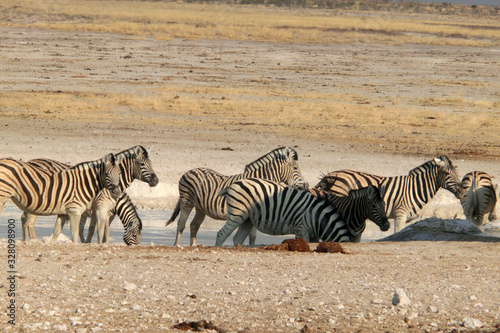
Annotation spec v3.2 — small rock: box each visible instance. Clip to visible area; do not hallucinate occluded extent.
[132,305,141,311]
[123,282,137,291]
[462,317,482,329]
[427,305,438,313]
[392,289,411,306]
[53,324,67,331]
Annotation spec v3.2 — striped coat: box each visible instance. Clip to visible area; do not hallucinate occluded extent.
[0,154,121,242]
[216,178,389,246]
[460,171,497,227]
[315,156,463,233]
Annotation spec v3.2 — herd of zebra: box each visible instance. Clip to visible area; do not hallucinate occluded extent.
[0,146,497,246]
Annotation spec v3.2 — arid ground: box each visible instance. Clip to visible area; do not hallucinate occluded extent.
[0,1,499,331]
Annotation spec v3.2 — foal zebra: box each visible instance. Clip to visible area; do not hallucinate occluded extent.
[216,178,389,246]
[51,145,158,244]
[460,171,497,227]
[166,147,309,246]
[0,154,122,243]
[315,155,463,233]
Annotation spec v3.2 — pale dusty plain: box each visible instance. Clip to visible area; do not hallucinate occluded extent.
[0,23,499,333]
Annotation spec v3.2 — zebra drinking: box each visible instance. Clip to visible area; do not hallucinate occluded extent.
[315,155,463,233]
[51,145,159,244]
[215,178,389,246]
[460,171,498,227]
[0,154,122,243]
[166,147,309,246]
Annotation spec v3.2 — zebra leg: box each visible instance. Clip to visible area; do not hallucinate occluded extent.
[21,212,29,241]
[216,217,246,247]
[232,221,254,246]
[172,204,194,246]
[104,214,116,243]
[95,209,110,244]
[69,214,82,243]
[86,215,97,243]
[23,213,36,239]
[79,216,88,243]
[51,215,68,242]
[393,215,407,233]
[189,211,206,247]
[248,227,257,246]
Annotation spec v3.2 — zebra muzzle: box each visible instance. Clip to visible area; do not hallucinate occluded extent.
[149,174,159,187]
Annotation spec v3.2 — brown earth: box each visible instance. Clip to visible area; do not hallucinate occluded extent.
[0,25,499,332]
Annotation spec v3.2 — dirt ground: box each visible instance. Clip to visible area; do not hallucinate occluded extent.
[0,25,499,332]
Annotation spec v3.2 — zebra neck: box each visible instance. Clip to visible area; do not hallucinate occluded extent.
[332,195,366,236]
[405,168,440,204]
[116,155,137,189]
[71,160,106,195]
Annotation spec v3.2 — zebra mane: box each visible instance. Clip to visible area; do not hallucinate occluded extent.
[408,157,444,177]
[70,154,114,171]
[244,147,297,172]
[116,145,148,159]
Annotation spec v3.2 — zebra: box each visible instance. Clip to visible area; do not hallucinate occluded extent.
[82,191,143,245]
[215,178,390,246]
[0,154,122,243]
[460,171,498,227]
[51,145,158,244]
[20,158,71,241]
[166,147,309,246]
[315,155,463,233]
[81,190,143,245]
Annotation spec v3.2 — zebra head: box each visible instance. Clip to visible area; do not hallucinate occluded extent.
[103,153,122,200]
[133,145,159,187]
[364,186,390,232]
[116,146,159,188]
[123,216,142,246]
[275,147,308,190]
[244,147,308,190]
[432,155,463,199]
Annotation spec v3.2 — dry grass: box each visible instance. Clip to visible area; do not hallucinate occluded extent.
[2,87,499,158]
[1,0,498,46]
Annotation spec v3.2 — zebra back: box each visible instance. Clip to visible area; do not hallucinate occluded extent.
[0,154,121,215]
[27,158,70,173]
[460,171,497,226]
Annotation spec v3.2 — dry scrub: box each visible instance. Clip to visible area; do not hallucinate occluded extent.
[1,0,498,47]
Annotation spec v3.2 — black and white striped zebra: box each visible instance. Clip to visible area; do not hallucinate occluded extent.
[0,154,122,243]
[81,190,143,245]
[460,171,497,227]
[22,146,157,245]
[315,155,463,233]
[82,191,143,245]
[215,178,390,246]
[20,158,71,241]
[51,145,158,244]
[166,147,309,246]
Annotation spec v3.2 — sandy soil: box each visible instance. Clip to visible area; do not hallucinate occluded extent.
[0,26,499,332]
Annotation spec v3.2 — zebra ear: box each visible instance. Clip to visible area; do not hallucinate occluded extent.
[367,185,376,197]
[433,157,446,168]
[105,153,116,165]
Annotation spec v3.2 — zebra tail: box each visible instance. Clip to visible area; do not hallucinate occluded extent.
[166,199,181,226]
